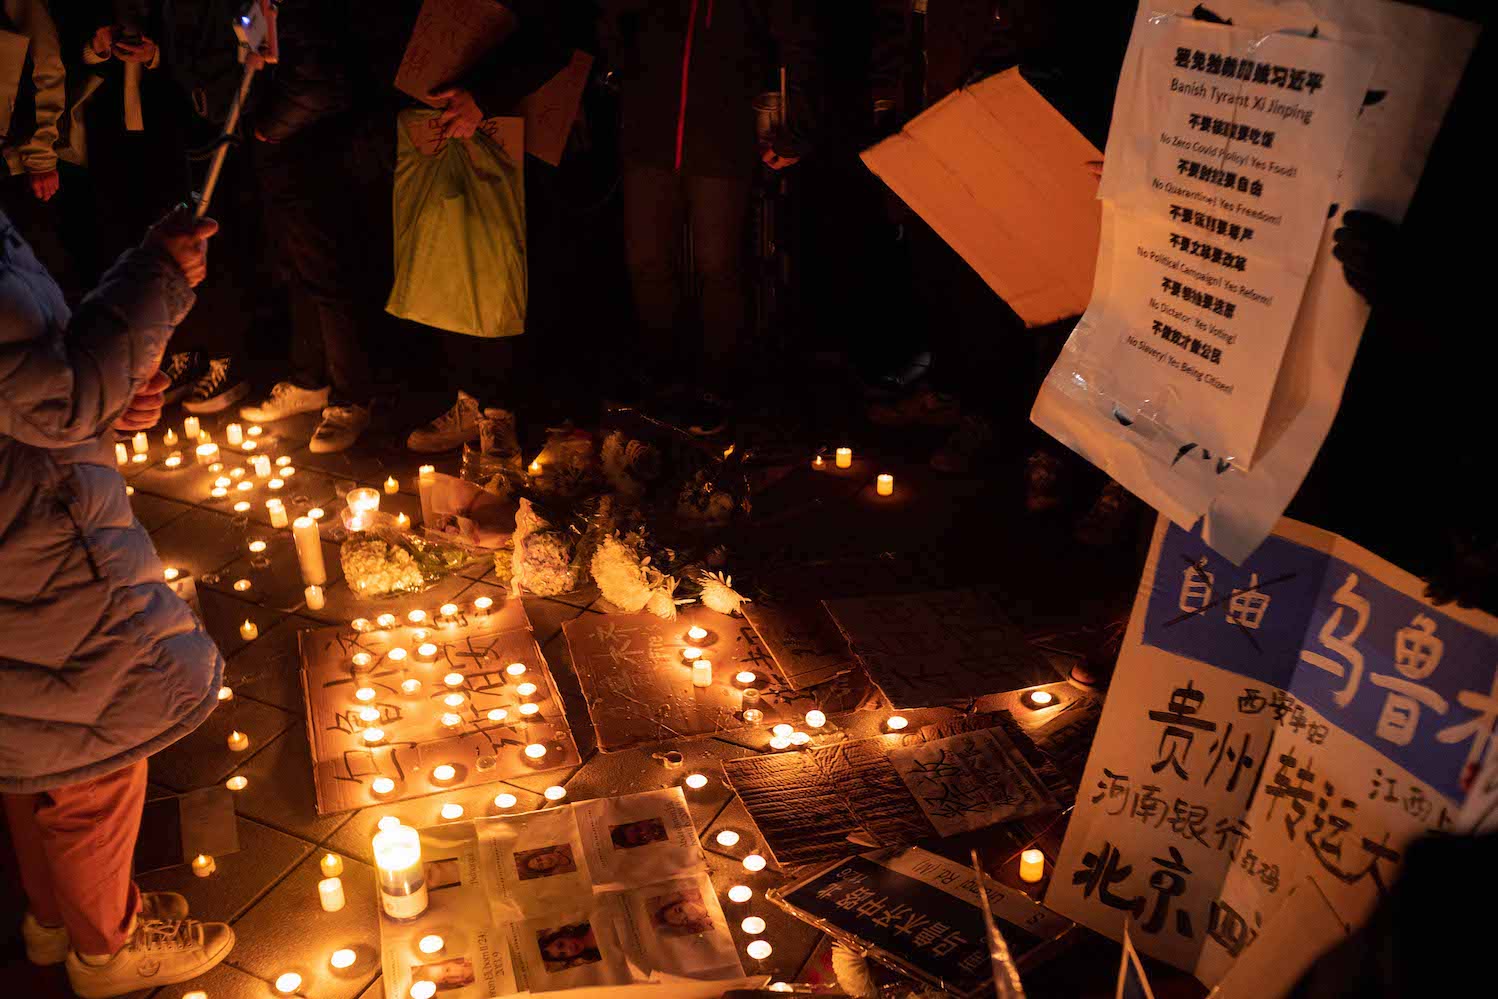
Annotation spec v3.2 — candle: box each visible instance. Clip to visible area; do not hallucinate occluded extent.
[320,853,344,878]
[372,777,396,795]
[747,940,773,960]
[115,442,129,465]
[416,643,437,662]
[330,948,356,970]
[195,442,219,466]
[274,972,301,995]
[131,453,147,464]
[442,693,465,708]
[372,824,428,920]
[742,916,766,934]
[267,499,289,528]
[165,567,181,582]
[355,686,378,702]
[226,775,248,791]
[248,424,262,437]
[227,730,250,752]
[362,728,385,745]
[524,743,547,761]
[239,619,259,641]
[715,830,740,847]
[742,708,763,724]
[418,464,435,512]
[516,682,537,697]
[251,454,271,478]
[682,646,703,663]
[305,585,325,610]
[769,736,792,750]
[790,731,811,746]
[494,792,517,809]
[431,764,457,783]
[163,453,183,469]
[183,416,200,440]
[439,602,458,619]
[544,785,567,801]
[376,613,397,629]
[418,934,445,955]
[407,609,427,625]
[1023,688,1056,709]
[686,625,709,642]
[132,431,148,454]
[443,672,464,688]
[771,724,793,739]
[307,507,324,520]
[412,983,437,999]
[805,710,827,729]
[217,685,233,700]
[835,447,853,468]
[191,854,215,877]
[347,487,380,518]
[886,715,909,731]
[1020,848,1046,883]
[518,703,539,717]
[812,454,825,470]
[876,473,894,496]
[473,596,493,615]
[506,662,526,676]
[486,708,508,722]
[268,478,284,490]
[528,459,543,476]
[439,803,464,820]
[395,512,410,528]
[276,455,291,467]
[735,671,757,686]
[685,773,708,789]
[318,876,346,912]
[377,816,401,831]
[727,885,752,903]
[292,516,326,586]
[248,539,267,553]
[233,578,252,592]
[384,475,399,494]
[232,501,251,513]
[743,854,767,872]
[387,648,408,665]
[225,424,243,446]
[692,660,713,688]
[742,687,761,707]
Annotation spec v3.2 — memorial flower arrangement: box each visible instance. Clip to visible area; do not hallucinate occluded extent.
[339,519,485,598]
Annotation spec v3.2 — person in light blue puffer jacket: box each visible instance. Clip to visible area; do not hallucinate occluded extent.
[0,205,239,998]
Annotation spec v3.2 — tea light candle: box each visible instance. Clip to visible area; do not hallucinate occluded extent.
[747,940,773,960]
[516,681,537,697]
[432,764,456,783]
[292,516,326,586]
[742,687,761,706]
[384,475,400,494]
[225,424,243,446]
[812,454,825,470]
[715,830,740,847]
[248,424,263,437]
[439,602,459,622]
[886,715,909,731]
[443,672,464,687]
[347,487,380,518]
[1020,849,1046,883]
[682,646,703,662]
[494,792,517,809]
[131,452,147,464]
[412,983,437,999]
[440,803,464,820]
[132,431,148,454]
[372,777,396,796]
[440,713,462,728]
[417,464,435,511]
[416,643,438,662]
[377,816,401,831]
[805,710,827,728]
[518,703,539,717]
[743,854,767,872]
[473,596,493,615]
[373,824,428,920]
[217,685,233,701]
[771,724,793,739]
[239,619,259,641]
[226,775,248,791]
[790,731,811,746]
[248,539,267,554]
[1023,688,1056,709]
[395,512,410,528]
[487,708,508,722]
[191,854,215,877]
[330,948,356,970]
[769,736,792,750]
[835,447,853,468]
[164,567,181,581]
[276,455,292,467]
[727,885,752,903]
[195,442,219,466]
[115,442,129,465]
[305,585,325,610]
[398,678,421,696]
[735,671,757,686]
[742,916,766,935]
[251,454,271,478]
[524,743,547,761]
[164,453,182,469]
[742,708,764,724]
[227,730,250,752]
[268,477,285,490]
[320,853,344,878]
[685,773,708,789]
[354,686,377,703]
[183,416,200,439]
[506,662,526,676]
[274,972,301,995]
[318,876,346,912]
[232,500,251,513]
[442,693,466,708]
[418,934,445,955]
[528,459,543,476]
[692,660,713,687]
[544,785,567,801]
[687,625,709,642]
[362,728,385,745]
[876,473,894,496]
[376,613,397,629]
[233,578,252,592]
[162,428,179,447]
[267,498,289,528]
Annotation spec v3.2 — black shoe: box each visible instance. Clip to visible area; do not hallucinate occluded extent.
[182,357,250,414]
[162,351,203,406]
[686,394,728,437]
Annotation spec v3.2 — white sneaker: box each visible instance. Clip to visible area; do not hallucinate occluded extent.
[181,357,249,414]
[22,892,190,966]
[239,381,330,423]
[65,917,234,999]
[309,403,371,454]
[407,390,483,453]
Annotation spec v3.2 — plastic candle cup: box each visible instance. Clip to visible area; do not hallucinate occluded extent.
[494,792,518,809]
[544,785,567,801]
[440,803,464,820]
[418,934,445,955]
[320,853,344,878]
[372,777,396,796]
[274,972,301,995]
[743,854,767,872]
[886,715,909,731]
[191,854,215,877]
[682,646,703,662]
[330,948,356,970]
[516,681,537,697]
[1020,848,1046,883]
[226,775,248,791]
[771,724,793,739]
[372,823,428,920]
[876,473,894,496]
[747,940,773,960]
[362,728,386,745]
[687,625,709,642]
[685,773,709,790]
[227,730,250,752]
[835,447,853,468]
[487,708,508,722]
[805,710,827,728]
[506,662,526,676]
[742,916,766,935]
[384,475,400,494]
[727,885,752,903]
[692,661,713,687]
[715,830,740,847]
[318,876,346,912]
[473,596,493,615]
[519,703,540,717]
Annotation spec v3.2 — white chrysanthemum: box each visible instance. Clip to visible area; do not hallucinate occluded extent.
[644,574,693,621]
[592,534,652,612]
[698,570,749,616]
[340,538,425,597]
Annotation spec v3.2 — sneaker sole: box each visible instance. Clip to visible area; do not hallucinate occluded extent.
[182,382,250,414]
[67,928,235,999]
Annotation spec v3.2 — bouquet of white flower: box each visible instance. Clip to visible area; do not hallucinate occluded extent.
[339,513,488,598]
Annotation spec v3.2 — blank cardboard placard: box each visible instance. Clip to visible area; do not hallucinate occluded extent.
[861,68,1102,327]
[824,589,1061,709]
[299,599,579,814]
[742,602,857,691]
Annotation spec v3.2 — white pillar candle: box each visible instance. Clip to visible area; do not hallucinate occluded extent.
[305,585,325,610]
[372,824,428,921]
[320,853,344,878]
[317,876,346,912]
[183,416,200,440]
[132,432,148,454]
[195,442,219,466]
[191,854,215,877]
[227,730,250,752]
[115,442,130,465]
[292,516,327,586]
[225,423,243,446]
[1020,848,1046,883]
[876,473,894,496]
[835,447,853,468]
[417,464,435,514]
[251,455,272,478]
[384,475,399,494]
[692,660,713,688]
[267,499,289,529]
[239,619,259,641]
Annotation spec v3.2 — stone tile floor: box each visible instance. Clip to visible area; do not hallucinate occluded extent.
[1,401,1161,999]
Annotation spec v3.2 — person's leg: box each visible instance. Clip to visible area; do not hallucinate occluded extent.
[621,162,687,375]
[685,172,752,382]
[2,789,65,932]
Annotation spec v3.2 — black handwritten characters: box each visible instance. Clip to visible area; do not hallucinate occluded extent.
[648,886,714,937]
[425,858,462,891]
[516,844,578,881]
[412,957,476,990]
[537,923,602,973]
[609,818,668,850]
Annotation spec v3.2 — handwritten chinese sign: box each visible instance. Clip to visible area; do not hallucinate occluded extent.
[1048,518,1497,985]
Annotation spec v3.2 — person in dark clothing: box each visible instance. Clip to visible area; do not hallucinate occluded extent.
[601,0,816,429]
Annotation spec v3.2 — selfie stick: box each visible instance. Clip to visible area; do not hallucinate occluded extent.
[195,1,277,219]
[195,64,257,219]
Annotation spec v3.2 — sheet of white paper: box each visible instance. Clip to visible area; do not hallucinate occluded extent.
[574,788,705,891]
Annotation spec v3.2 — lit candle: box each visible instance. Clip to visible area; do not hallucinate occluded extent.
[191,853,216,877]
[248,539,267,553]
[318,876,346,912]
[812,454,825,470]
[412,983,437,999]
[274,972,301,995]
[516,682,537,697]
[251,454,271,478]
[387,648,408,665]
[747,940,772,960]
[692,660,713,688]
[876,473,894,496]
[377,816,401,831]
[268,478,284,490]
[686,625,709,642]
[226,775,248,791]
[769,736,792,750]
[307,507,324,520]
[506,662,526,676]
[292,516,326,586]
[886,715,909,731]
[1024,688,1056,709]
[217,685,232,700]
[473,596,493,615]
[418,934,445,955]
[330,948,356,970]
[440,712,462,728]
[305,585,325,610]
[248,424,262,437]
[362,728,385,745]
[407,609,427,625]
[132,431,148,454]
[416,643,437,662]
[395,512,410,528]
[183,416,200,440]
[232,501,251,513]
[376,613,397,629]
[372,777,396,796]
[835,447,852,468]
[384,475,399,494]
[486,708,508,722]
[195,442,219,466]
[805,710,827,729]
[163,453,182,469]
[524,743,547,761]
[528,459,543,476]
[442,693,466,708]
[682,646,703,663]
[347,487,380,520]
[439,803,464,820]
[743,708,764,724]
[735,671,757,686]
[442,671,464,688]
[239,619,259,641]
[439,602,458,619]
[225,424,243,446]
[276,455,291,467]
[320,853,344,878]
[715,830,740,847]
[772,724,793,739]
[685,773,708,789]
[544,785,567,801]
[494,792,517,809]
[162,428,178,447]
[431,764,456,783]
[131,453,147,464]
[727,885,752,903]
[267,498,289,528]
[1020,848,1046,883]
[372,824,428,920]
[164,567,181,581]
[742,916,766,934]
[233,578,252,592]
[518,703,539,717]
[790,731,811,746]
[227,730,250,752]
[743,854,767,872]
[115,442,130,465]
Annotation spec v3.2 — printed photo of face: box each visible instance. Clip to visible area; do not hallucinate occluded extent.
[649,886,713,936]
[412,957,476,990]
[424,858,462,891]
[537,922,602,972]
[515,843,577,881]
[608,817,668,850]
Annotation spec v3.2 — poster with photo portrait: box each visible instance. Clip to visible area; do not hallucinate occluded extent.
[477,806,591,921]
[625,873,744,978]
[511,908,634,993]
[410,956,477,992]
[575,787,703,889]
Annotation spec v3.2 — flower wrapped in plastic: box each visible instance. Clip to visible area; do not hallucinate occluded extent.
[508,497,608,597]
[339,513,488,598]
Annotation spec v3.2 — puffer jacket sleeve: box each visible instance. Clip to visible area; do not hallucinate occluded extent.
[0,244,193,448]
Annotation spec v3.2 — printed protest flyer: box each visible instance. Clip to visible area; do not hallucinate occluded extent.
[1046,517,1497,986]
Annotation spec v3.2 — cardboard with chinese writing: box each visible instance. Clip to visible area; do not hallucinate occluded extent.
[299,599,581,814]
[742,602,858,691]
[1032,1,1480,561]
[1046,517,1497,986]
[771,846,1070,999]
[824,589,1061,709]
[722,713,1066,868]
[562,609,880,752]
[860,68,1103,327]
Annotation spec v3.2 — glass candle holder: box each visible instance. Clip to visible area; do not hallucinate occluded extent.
[372,824,427,920]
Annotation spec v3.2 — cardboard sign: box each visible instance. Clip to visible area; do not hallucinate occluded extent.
[299,600,581,814]
[861,68,1103,328]
[741,602,857,690]
[1046,517,1497,986]
[523,50,592,167]
[824,589,1060,709]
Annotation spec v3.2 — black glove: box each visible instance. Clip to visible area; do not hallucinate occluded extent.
[1331,209,1399,306]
